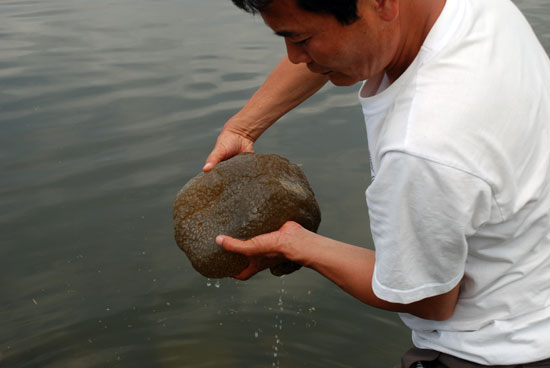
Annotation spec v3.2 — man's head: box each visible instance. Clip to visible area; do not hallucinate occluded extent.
[232,0,445,86]
[235,0,400,86]
[232,0,360,25]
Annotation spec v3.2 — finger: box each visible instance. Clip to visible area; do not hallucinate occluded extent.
[202,162,214,172]
[231,257,284,280]
[217,234,279,257]
[232,264,260,280]
[216,235,249,255]
[203,149,223,172]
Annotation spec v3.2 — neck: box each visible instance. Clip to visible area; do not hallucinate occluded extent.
[386,0,446,83]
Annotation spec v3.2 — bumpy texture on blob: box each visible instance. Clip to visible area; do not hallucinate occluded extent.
[173,153,321,278]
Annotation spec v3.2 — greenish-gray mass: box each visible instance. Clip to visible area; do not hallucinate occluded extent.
[173,153,321,278]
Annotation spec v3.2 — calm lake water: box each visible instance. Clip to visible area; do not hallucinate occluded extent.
[1,1,549,367]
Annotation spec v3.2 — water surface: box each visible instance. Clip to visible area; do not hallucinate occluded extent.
[1,1,549,367]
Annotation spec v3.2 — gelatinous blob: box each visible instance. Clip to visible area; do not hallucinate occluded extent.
[173,153,321,278]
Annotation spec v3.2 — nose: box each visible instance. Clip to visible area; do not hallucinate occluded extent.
[284,39,312,65]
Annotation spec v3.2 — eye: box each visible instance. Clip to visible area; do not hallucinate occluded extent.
[293,38,310,46]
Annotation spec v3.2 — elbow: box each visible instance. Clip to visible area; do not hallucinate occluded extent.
[404,298,458,321]
[418,304,456,321]
[429,307,456,321]
[393,302,457,321]
[409,283,461,321]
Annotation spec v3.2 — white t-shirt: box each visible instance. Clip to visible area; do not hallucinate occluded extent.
[359,0,550,364]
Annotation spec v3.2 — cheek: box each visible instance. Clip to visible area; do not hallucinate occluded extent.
[306,39,342,63]
[305,47,328,64]
[329,41,363,68]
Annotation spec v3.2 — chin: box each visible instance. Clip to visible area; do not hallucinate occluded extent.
[328,73,362,87]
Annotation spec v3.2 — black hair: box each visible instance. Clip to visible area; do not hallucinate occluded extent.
[231,0,360,25]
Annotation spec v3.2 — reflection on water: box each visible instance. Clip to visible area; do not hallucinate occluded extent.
[1,0,548,366]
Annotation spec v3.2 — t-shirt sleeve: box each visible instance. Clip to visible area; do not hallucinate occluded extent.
[366,152,494,304]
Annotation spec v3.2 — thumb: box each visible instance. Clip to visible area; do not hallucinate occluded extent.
[203,150,223,172]
[216,235,247,254]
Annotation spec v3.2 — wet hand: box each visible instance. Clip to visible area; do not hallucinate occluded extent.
[216,221,309,280]
[203,128,255,172]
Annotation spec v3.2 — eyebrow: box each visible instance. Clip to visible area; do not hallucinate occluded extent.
[274,30,302,38]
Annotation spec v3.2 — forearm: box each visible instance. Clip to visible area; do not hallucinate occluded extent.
[287,232,459,320]
[218,224,459,320]
[223,56,329,142]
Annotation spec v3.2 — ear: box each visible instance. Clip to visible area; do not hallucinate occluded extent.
[374,0,399,22]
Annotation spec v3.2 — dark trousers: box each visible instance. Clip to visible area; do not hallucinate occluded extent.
[397,347,550,368]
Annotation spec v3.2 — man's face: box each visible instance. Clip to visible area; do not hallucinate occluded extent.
[261,0,399,86]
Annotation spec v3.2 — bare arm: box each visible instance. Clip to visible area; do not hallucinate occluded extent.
[203,56,329,171]
[217,222,460,321]
[294,226,460,320]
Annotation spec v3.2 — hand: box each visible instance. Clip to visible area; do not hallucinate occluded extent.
[216,221,311,280]
[203,126,255,172]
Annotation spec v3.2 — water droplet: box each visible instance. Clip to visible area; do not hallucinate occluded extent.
[206,279,212,287]
[254,331,259,338]
[215,280,220,288]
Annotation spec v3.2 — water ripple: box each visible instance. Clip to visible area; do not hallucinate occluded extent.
[1,0,548,367]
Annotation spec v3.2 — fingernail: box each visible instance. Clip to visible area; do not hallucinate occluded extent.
[203,163,212,171]
[215,235,224,245]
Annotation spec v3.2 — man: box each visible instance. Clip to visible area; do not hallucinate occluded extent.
[203,0,550,366]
